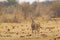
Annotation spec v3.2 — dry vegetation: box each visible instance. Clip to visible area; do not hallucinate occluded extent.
[0,1,60,40]
[0,1,53,22]
[0,1,60,22]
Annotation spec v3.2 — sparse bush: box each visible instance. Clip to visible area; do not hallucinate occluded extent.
[0,1,60,22]
[7,0,17,5]
[52,2,60,18]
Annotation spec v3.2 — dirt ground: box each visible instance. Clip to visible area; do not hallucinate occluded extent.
[0,35,59,40]
[0,20,60,40]
[0,37,53,40]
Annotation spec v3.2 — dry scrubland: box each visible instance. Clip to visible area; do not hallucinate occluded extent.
[0,19,60,40]
[0,1,60,40]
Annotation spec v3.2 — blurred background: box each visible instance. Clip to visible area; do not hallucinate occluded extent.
[0,0,60,23]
